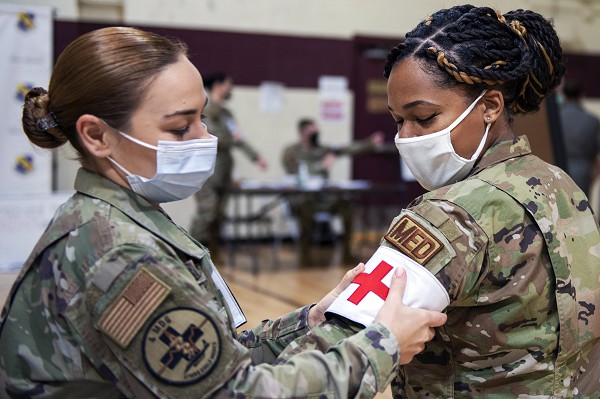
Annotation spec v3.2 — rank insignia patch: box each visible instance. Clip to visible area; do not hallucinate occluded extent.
[143,308,221,386]
[99,268,171,348]
[384,215,442,265]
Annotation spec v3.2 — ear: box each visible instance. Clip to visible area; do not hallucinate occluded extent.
[76,115,116,158]
[481,90,504,123]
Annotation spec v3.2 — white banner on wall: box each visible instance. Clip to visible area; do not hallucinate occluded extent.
[0,3,53,194]
[0,191,73,271]
[318,75,349,123]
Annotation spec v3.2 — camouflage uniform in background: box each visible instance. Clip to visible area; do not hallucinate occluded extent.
[281,136,600,397]
[190,101,260,259]
[282,139,378,264]
[0,168,399,398]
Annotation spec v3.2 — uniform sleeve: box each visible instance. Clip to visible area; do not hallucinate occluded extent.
[334,138,377,157]
[74,244,396,398]
[225,319,399,398]
[282,145,299,174]
[236,304,313,364]
[234,139,260,162]
[204,106,232,148]
[382,199,488,303]
[218,109,260,161]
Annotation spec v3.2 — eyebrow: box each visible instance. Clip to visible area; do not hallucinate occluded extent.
[388,99,438,112]
[163,96,209,119]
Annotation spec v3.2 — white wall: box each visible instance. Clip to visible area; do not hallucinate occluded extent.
[9,0,600,52]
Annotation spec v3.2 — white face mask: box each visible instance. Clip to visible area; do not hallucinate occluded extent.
[394,90,490,191]
[108,127,218,203]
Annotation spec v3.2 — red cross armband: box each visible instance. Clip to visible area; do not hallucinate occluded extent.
[325,246,450,327]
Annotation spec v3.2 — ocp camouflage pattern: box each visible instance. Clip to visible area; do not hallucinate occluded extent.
[389,136,600,398]
[0,168,399,398]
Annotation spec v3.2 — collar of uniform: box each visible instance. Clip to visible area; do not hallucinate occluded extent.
[469,135,532,177]
[74,168,207,260]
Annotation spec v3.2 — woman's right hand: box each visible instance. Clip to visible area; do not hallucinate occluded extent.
[374,267,447,365]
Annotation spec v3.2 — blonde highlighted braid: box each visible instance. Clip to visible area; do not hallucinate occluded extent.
[384,5,564,115]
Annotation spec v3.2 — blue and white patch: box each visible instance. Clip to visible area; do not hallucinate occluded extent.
[143,307,221,385]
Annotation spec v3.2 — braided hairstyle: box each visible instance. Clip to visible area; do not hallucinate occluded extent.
[384,5,565,115]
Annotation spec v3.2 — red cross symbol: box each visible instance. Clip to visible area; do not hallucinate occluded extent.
[347,261,393,305]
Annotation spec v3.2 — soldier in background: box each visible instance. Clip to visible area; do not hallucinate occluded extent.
[559,78,600,197]
[190,71,267,262]
[283,5,600,398]
[0,27,447,398]
[282,118,384,265]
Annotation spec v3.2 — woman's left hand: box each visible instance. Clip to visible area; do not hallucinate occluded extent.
[308,262,365,328]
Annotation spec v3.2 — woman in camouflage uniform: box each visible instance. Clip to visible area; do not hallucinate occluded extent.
[0,27,446,398]
[320,5,600,398]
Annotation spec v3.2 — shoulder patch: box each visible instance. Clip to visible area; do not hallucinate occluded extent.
[384,214,442,265]
[143,307,221,386]
[99,268,171,348]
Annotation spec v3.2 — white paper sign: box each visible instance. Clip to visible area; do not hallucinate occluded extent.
[0,192,72,271]
[259,81,285,114]
[318,75,349,123]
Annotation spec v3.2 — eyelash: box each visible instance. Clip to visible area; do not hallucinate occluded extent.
[171,114,207,135]
[418,113,438,124]
[171,126,190,135]
[393,113,438,127]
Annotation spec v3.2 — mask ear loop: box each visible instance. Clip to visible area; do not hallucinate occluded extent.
[101,119,156,181]
[117,130,159,151]
[450,90,489,161]
[446,90,488,132]
[466,91,493,161]
[106,156,134,177]
[464,123,491,162]
[100,119,160,150]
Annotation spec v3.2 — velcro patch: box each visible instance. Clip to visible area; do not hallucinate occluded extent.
[384,215,442,265]
[99,268,171,348]
[143,308,221,385]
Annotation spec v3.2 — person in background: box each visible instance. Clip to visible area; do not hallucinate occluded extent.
[282,117,384,265]
[559,78,600,197]
[282,5,600,398]
[190,71,268,262]
[0,27,447,398]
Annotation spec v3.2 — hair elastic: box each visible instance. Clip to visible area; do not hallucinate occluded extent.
[36,112,59,131]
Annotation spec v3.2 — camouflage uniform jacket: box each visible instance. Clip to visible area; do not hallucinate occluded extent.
[277,136,600,397]
[0,168,398,398]
[386,136,600,398]
[282,139,377,179]
[204,101,259,187]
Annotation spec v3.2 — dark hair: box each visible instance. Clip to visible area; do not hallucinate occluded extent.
[384,5,565,115]
[22,27,188,155]
[563,79,583,100]
[298,118,315,132]
[203,71,230,91]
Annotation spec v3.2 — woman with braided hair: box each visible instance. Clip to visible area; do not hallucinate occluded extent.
[382,5,600,397]
[302,4,600,398]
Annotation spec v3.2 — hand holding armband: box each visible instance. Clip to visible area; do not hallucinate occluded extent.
[326,246,450,327]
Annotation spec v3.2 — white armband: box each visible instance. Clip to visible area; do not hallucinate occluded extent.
[325,246,449,327]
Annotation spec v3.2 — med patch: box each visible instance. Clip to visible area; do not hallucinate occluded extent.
[99,268,171,348]
[384,214,442,265]
[143,307,221,386]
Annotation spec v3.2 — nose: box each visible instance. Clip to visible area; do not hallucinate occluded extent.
[397,126,417,140]
[198,122,211,139]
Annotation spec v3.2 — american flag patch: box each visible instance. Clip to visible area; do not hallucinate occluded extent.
[99,268,171,348]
